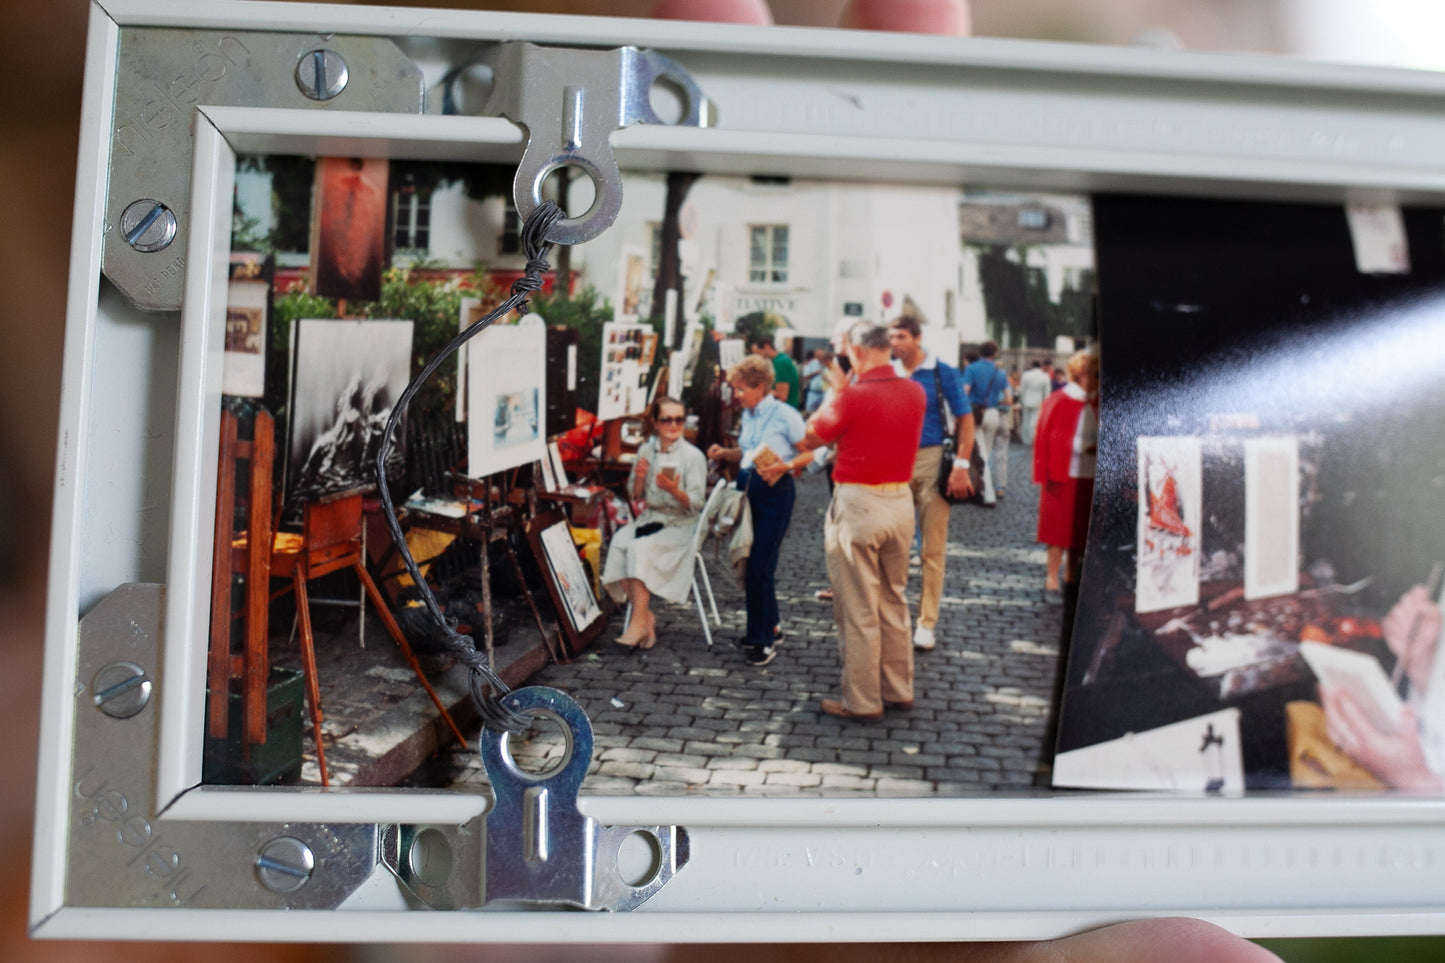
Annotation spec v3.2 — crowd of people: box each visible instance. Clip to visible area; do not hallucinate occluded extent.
[599,318,1099,722]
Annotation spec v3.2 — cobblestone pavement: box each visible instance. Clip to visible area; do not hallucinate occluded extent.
[422,443,1065,797]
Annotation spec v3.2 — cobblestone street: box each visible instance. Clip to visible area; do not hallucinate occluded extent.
[421,443,1065,797]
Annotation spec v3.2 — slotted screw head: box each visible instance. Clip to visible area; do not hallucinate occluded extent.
[119,200,177,253]
[296,49,349,101]
[92,661,151,718]
[256,836,315,894]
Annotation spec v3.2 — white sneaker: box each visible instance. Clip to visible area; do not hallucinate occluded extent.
[913,626,936,650]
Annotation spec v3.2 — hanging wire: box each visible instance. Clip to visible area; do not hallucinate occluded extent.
[373,200,565,734]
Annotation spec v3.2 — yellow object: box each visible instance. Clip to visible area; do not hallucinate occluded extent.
[1286,700,1385,790]
[387,527,457,588]
[570,526,603,595]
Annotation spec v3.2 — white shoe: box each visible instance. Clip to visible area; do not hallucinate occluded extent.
[913,626,936,650]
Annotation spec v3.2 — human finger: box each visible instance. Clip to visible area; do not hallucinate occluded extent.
[649,0,773,25]
[1014,917,1283,963]
[838,0,970,36]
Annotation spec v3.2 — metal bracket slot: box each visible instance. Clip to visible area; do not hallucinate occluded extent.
[382,686,689,911]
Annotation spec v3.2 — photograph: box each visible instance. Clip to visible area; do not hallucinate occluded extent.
[1055,193,1445,793]
[222,253,269,398]
[224,155,1104,797]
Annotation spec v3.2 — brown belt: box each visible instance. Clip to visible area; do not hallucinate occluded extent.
[836,481,909,493]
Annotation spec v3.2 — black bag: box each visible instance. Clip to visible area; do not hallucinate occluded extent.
[934,368,986,505]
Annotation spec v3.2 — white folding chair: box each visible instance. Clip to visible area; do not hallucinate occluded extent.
[621,477,729,647]
[686,478,731,646]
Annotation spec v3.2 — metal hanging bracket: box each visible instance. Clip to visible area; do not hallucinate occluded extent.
[478,42,717,245]
[382,686,690,912]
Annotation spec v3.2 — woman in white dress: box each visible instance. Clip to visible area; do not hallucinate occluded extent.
[601,396,708,649]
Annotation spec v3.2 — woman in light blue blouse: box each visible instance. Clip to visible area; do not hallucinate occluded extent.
[707,355,809,666]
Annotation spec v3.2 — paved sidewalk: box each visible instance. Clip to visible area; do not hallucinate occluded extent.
[425,443,1064,797]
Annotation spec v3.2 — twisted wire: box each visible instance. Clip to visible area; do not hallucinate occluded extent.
[373,201,566,733]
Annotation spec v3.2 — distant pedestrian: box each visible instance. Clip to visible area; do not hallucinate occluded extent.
[961,340,1010,504]
[1017,360,1052,445]
[797,320,925,721]
[750,336,802,408]
[801,347,831,414]
[1033,349,1099,593]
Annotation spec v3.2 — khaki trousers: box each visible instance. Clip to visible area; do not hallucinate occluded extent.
[906,445,952,630]
[824,484,915,715]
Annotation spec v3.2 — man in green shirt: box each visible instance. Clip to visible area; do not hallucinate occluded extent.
[750,336,802,408]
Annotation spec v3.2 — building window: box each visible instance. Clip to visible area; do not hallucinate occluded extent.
[749,224,789,283]
[500,203,521,255]
[393,185,430,251]
[1017,207,1050,230]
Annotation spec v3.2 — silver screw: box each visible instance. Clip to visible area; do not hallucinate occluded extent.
[295,49,348,101]
[119,200,177,253]
[255,836,315,894]
[92,661,151,719]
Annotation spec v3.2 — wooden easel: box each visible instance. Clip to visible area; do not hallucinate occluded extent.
[207,408,468,786]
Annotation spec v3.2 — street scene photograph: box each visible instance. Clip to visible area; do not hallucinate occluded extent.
[208,155,1096,795]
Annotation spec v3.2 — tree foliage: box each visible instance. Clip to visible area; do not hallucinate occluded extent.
[526,284,613,413]
[974,246,1094,347]
[268,268,498,417]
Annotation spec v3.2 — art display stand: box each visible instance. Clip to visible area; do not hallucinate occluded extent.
[397,472,572,674]
[206,409,468,787]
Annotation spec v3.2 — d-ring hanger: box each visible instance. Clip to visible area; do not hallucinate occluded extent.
[480,42,716,245]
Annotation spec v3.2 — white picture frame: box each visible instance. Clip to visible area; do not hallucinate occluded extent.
[465,314,547,480]
[35,0,1445,942]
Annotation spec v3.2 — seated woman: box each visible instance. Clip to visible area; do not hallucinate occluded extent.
[600,396,707,650]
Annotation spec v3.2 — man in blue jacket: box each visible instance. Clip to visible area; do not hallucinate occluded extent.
[889,316,975,651]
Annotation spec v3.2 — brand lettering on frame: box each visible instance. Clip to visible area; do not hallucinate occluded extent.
[114,35,251,158]
[72,766,207,906]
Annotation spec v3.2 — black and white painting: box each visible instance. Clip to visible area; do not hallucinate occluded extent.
[286,318,413,503]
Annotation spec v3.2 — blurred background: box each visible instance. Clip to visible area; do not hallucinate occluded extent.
[3,1,1444,959]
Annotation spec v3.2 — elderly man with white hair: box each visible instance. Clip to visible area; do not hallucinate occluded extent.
[795,320,927,721]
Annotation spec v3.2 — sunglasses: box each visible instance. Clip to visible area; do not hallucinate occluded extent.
[654,415,686,426]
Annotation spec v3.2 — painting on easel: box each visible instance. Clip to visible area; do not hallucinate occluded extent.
[285,318,414,503]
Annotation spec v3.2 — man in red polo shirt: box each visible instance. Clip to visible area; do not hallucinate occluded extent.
[796,320,927,720]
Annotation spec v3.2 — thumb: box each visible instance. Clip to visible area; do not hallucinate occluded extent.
[650,0,774,24]
[839,0,970,35]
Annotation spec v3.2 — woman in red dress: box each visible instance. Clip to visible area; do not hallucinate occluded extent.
[1032,349,1099,592]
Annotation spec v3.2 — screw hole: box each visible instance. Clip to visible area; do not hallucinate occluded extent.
[408,828,454,888]
[617,830,663,888]
[648,75,690,126]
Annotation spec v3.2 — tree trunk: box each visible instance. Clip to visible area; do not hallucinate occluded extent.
[650,170,701,349]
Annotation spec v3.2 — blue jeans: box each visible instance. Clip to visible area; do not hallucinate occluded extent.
[739,469,795,646]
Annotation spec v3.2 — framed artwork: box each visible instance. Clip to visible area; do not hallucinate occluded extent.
[597,322,656,420]
[466,315,547,479]
[284,318,413,504]
[525,509,606,655]
[221,253,270,398]
[309,156,389,302]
